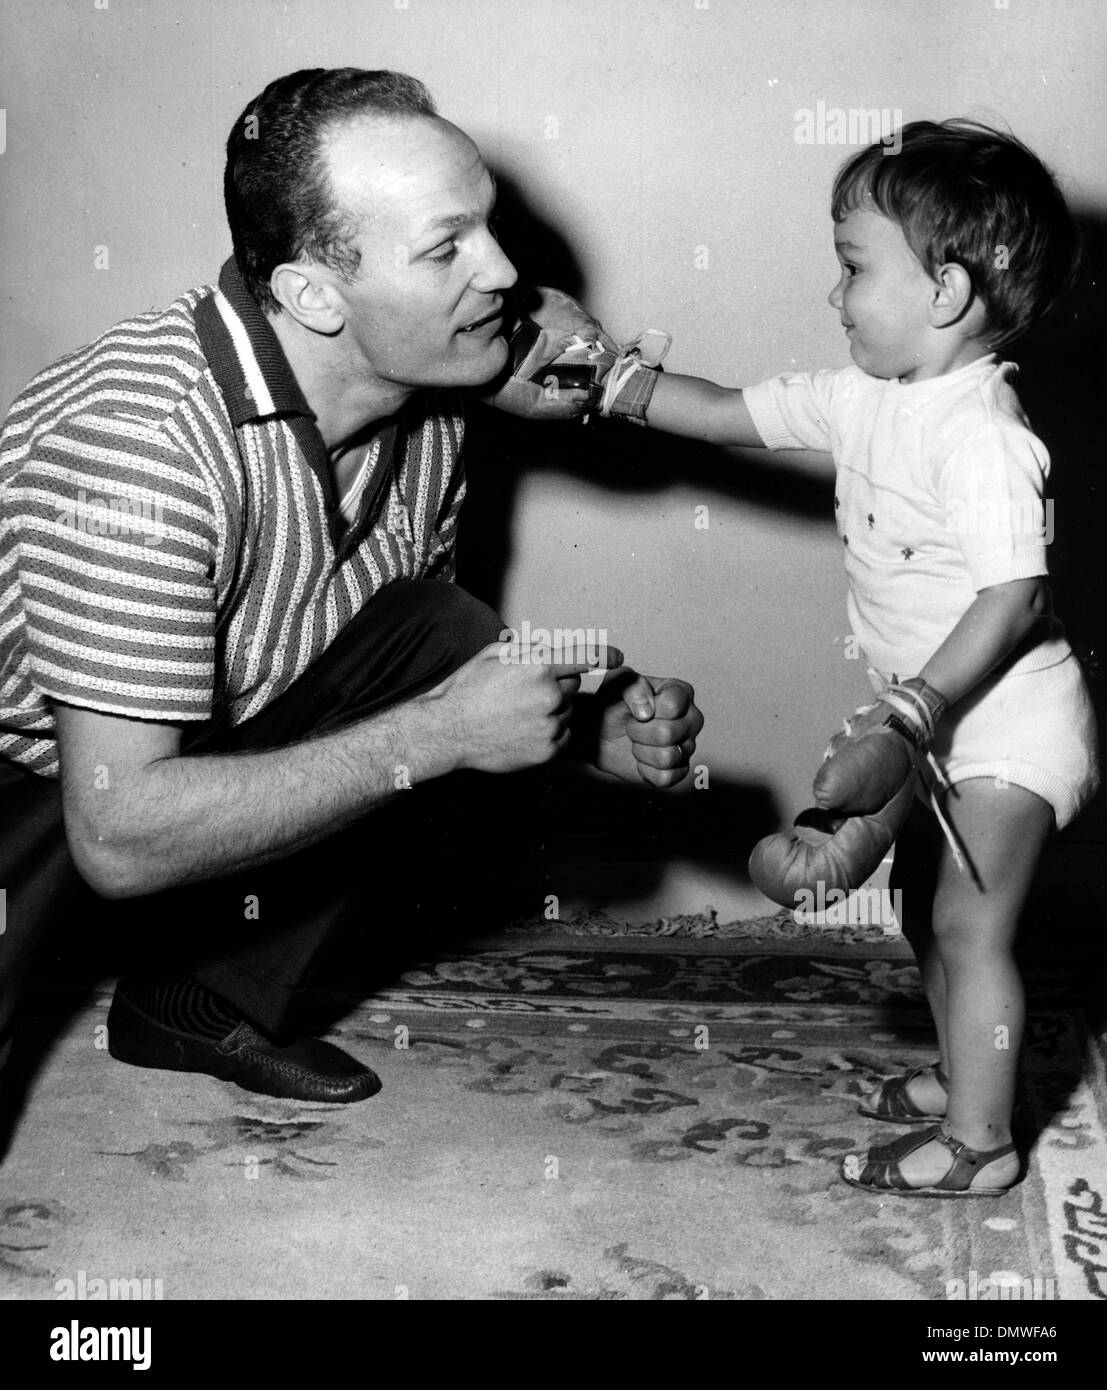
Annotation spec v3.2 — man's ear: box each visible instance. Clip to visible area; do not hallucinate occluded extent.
[930,262,976,330]
[269,263,346,334]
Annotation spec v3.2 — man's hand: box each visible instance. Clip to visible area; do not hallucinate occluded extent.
[480,286,618,421]
[574,667,704,787]
[423,637,622,775]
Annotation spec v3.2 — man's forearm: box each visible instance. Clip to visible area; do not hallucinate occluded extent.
[68,693,459,898]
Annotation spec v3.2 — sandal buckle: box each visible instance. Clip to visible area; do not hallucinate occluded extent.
[940,1130,969,1160]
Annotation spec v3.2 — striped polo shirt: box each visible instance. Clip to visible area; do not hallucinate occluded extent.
[0,258,466,777]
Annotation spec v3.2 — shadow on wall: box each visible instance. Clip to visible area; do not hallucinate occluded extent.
[491,171,589,302]
[462,165,837,613]
[1012,210,1107,849]
[458,166,835,911]
[456,166,850,908]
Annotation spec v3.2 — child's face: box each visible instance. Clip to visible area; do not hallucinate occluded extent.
[828,205,939,381]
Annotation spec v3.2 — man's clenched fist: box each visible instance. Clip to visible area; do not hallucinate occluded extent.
[573,668,704,788]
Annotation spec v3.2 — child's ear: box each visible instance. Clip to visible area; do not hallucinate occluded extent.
[929,262,975,329]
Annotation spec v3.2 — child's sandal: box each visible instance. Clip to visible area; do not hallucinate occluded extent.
[858,1063,948,1123]
[840,1124,1019,1198]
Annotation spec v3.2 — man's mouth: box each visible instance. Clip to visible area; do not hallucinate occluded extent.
[459,306,503,335]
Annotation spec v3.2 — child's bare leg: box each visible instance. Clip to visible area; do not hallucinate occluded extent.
[886,800,948,1114]
[875,778,1052,1188]
[859,799,947,1114]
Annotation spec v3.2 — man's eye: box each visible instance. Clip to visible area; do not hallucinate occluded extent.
[429,243,458,265]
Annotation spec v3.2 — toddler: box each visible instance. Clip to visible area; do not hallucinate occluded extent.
[602,119,1100,1196]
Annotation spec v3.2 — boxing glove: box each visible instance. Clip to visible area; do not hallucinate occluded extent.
[748,771,917,908]
[748,677,948,908]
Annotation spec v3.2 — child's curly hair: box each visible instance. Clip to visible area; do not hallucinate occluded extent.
[832,119,1080,348]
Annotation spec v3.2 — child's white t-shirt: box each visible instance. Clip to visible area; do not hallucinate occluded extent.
[743,354,1070,679]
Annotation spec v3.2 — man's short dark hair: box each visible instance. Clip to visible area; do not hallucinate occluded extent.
[225,67,437,312]
[831,119,1079,348]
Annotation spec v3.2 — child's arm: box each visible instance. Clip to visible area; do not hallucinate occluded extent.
[644,373,767,449]
[816,578,1050,779]
[918,577,1050,705]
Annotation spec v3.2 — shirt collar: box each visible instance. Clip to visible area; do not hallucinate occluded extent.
[194,257,316,426]
[886,352,1001,397]
[195,257,348,549]
[193,258,444,560]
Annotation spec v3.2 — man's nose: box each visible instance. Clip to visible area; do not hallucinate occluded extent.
[471,231,518,293]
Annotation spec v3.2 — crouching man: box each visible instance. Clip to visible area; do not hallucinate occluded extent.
[0,68,702,1104]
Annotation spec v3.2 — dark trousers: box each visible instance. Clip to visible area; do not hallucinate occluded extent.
[0,580,505,1049]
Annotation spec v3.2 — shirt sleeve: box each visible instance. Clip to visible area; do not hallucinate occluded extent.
[743,369,844,452]
[6,407,220,721]
[935,421,1052,591]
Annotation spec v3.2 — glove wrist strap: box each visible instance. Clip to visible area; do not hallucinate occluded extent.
[881,677,948,748]
[598,328,671,424]
[599,353,660,424]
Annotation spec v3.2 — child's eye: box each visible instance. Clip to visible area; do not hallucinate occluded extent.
[844,263,859,276]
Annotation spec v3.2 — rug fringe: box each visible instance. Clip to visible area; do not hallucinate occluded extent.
[504,906,901,944]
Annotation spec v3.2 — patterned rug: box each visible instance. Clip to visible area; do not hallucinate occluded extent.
[1,936,1104,1301]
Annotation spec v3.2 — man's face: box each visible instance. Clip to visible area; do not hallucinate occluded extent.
[827,205,937,381]
[323,115,518,389]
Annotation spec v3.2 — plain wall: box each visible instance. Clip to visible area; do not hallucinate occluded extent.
[3,0,1105,913]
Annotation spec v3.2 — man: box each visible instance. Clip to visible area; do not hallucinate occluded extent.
[0,68,702,1106]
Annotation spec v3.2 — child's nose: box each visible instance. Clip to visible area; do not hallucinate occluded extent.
[828,279,843,310]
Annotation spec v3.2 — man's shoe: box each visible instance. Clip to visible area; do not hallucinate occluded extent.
[106,986,381,1104]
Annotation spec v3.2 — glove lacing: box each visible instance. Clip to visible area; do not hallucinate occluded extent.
[598,329,672,417]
